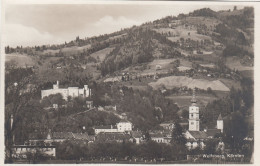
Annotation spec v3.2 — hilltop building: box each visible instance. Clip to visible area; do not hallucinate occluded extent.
[41,81,91,100]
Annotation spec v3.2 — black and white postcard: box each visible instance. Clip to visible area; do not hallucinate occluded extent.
[1,0,258,164]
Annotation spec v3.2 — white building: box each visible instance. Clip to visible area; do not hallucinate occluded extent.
[94,125,118,135]
[117,119,132,132]
[217,114,224,133]
[94,120,133,135]
[41,81,91,100]
[150,132,172,144]
[12,145,56,159]
[189,89,200,131]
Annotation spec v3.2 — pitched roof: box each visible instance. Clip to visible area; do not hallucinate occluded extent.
[160,121,174,126]
[52,132,74,139]
[217,114,223,120]
[131,131,143,138]
[118,119,131,123]
[188,131,208,139]
[150,133,165,138]
[206,129,221,137]
[94,125,117,129]
[72,133,89,140]
[96,132,131,142]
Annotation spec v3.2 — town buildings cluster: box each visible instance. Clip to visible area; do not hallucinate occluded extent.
[13,85,224,159]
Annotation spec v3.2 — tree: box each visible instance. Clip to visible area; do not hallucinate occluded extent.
[5,74,38,163]
[223,112,248,152]
[203,139,218,154]
[181,109,189,119]
[171,123,186,146]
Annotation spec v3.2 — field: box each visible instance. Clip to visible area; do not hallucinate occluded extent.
[149,76,230,91]
[219,78,241,90]
[123,58,176,75]
[107,33,127,41]
[199,63,215,68]
[90,47,115,62]
[5,53,35,67]
[41,45,91,56]
[226,56,253,71]
[61,45,91,56]
[166,27,211,42]
[166,95,218,107]
[185,16,221,29]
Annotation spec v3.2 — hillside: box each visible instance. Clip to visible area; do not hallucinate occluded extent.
[5,7,254,107]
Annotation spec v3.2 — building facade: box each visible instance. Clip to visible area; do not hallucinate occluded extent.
[116,120,132,132]
[94,120,133,135]
[41,81,91,101]
[12,145,56,159]
[188,89,200,131]
[217,114,224,133]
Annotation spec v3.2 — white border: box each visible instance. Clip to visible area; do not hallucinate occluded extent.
[1,1,259,166]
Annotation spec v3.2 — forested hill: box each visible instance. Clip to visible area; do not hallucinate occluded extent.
[5,7,254,78]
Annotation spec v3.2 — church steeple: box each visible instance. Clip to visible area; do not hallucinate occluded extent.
[189,88,200,131]
[191,88,197,104]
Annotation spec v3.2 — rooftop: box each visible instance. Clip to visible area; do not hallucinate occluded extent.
[206,129,221,137]
[188,131,208,139]
[217,114,223,120]
[118,119,131,123]
[94,125,117,129]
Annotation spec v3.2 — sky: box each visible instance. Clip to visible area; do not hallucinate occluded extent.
[4,3,244,47]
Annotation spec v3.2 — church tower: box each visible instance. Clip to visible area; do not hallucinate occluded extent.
[189,89,200,131]
[217,114,223,133]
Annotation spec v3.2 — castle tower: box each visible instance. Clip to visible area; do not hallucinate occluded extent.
[53,80,59,89]
[189,88,200,131]
[217,114,223,133]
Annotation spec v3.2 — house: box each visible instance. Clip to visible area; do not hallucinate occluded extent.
[205,129,221,138]
[130,131,143,144]
[185,131,207,149]
[94,125,118,135]
[41,81,91,101]
[150,132,171,144]
[116,119,133,132]
[29,131,93,145]
[155,65,162,70]
[86,100,94,109]
[159,122,175,130]
[150,133,165,143]
[95,132,131,143]
[12,145,56,159]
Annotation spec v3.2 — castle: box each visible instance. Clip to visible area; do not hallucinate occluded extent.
[41,81,91,101]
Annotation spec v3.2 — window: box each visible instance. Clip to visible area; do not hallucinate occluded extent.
[191,122,194,125]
